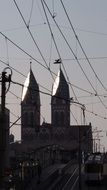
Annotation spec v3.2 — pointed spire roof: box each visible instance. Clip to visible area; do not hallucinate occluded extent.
[52,69,70,100]
[22,69,40,104]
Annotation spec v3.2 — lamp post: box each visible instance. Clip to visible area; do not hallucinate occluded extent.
[70,98,86,190]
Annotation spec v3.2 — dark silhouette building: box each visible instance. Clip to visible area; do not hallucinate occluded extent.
[20,67,93,156]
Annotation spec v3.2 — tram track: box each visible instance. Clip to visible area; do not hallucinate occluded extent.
[62,167,79,190]
[47,164,79,190]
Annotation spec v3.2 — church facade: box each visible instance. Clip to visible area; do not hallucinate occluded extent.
[21,68,93,157]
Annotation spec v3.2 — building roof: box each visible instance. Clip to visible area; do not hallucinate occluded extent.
[21,69,40,104]
[52,69,70,100]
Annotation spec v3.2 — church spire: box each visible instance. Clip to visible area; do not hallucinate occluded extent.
[51,68,70,128]
[21,64,40,105]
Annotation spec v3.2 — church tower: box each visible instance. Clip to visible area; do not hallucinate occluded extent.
[21,68,40,141]
[51,69,70,128]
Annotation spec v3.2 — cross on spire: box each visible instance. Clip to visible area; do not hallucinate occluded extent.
[54,58,62,69]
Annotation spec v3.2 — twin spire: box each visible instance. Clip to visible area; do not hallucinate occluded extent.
[22,60,69,102]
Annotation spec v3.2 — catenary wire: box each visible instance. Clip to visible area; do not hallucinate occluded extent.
[1,1,106,120]
[13,0,54,80]
[0,29,106,111]
[42,0,107,110]
[0,55,98,97]
[0,58,52,94]
[11,79,107,121]
[41,0,78,101]
[0,30,105,100]
[60,0,107,92]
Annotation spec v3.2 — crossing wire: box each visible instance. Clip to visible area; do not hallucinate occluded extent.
[13,0,54,81]
[60,0,107,92]
[11,79,107,121]
[42,0,107,110]
[41,0,78,102]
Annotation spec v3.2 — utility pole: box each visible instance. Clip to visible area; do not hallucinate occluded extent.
[0,69,11,189]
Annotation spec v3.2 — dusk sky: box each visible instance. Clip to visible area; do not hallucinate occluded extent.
[0,0,107,151]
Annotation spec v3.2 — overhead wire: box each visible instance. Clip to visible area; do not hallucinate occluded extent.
[0,31,49,70]
[9,91,21,100]
[9,109,48,130]
[0,36,97,98]
[10,79,107,121]
[9,78,107,124]
[42,0,107,128]
[41,0,78,101]
[0,5,106,125]
[70,110,79,125]
[0,57,52,95]
[0,1,106,146]
[8,87,49,130]
[0,31,63,99]
[0,58,26,77]
[10,116,21,129]
[11,79,83,125]
[2,16,107,38]
[0,53,103,97]
[13,0,54,80]
[60,0,107,92]
[0,59,53,126]
[86,109,107,120]
[10,111,20,119]
[42,0,107,110]
[41,0,61,61]
[2,74,106,130]
[42,0,98,92]
[1,1,107,127]
[0,28,106,101]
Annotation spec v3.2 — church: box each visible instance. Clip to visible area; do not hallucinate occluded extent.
[20,66,93,162]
